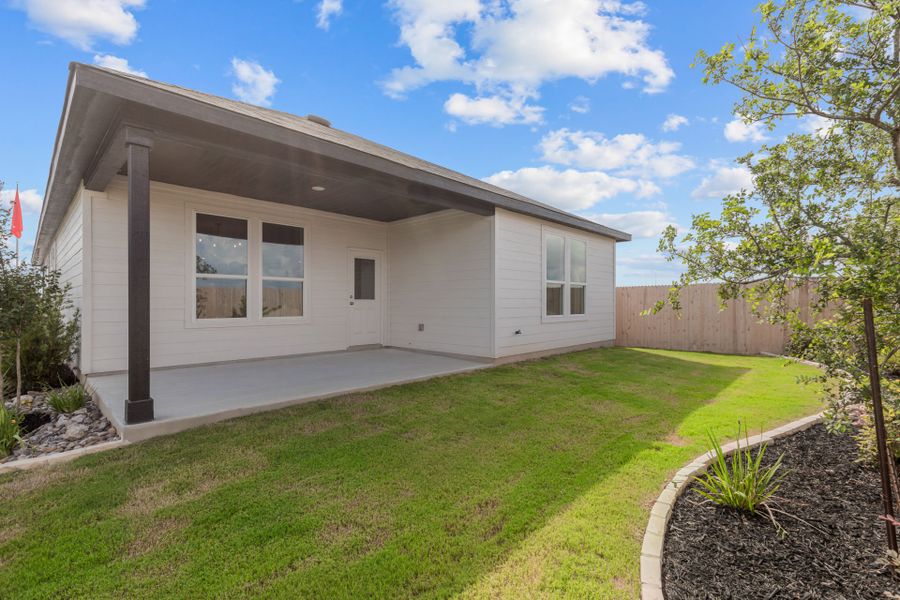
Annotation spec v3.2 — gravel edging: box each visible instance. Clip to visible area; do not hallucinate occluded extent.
[639,412,823,600]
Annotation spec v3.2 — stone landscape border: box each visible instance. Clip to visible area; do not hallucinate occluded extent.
[640,412,823,600]
[0,439,130,475]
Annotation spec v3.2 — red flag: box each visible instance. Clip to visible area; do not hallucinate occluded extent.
[10,185,23,239]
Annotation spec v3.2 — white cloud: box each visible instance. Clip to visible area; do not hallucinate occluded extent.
[444,92,543,125]
[484,166,658,213]
[661,113,687,132]
[585,210,677,238]
[14,0,145,50]
[2,234,34,261]
[617,252,671,266]
[1,188,43,214]
[92,53,146,77]
[230,58,280,107]
[569,96,590,114]
[539,128,695,179]
[616,250,685,285]
[723,118,768,142]
[799,114,836,137]
[384,0,673,126]
[692,163,754,199]
[316,0,343,30]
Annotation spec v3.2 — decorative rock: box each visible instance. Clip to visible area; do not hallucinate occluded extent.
[2,391,120,465]
[62,423,89,441]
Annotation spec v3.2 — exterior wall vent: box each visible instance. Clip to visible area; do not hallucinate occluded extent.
[306,114,332,127]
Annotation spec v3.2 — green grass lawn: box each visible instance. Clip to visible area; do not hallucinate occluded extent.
[0,348,822,599]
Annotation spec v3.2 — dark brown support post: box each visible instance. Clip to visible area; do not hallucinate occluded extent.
[125,127,154,424]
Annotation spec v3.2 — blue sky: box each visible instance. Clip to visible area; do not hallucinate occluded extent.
[0,0,811,284]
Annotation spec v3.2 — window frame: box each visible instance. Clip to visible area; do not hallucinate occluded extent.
[185,206,310,329]
[541,227,589,323]
[258,218,308,323]
[191,210,251,325]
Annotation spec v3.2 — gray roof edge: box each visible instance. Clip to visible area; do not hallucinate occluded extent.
[34,63,80,262]
[39,63,631,248]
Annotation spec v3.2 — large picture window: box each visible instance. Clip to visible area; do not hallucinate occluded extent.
[195,213,248,319]
[543,232,587,319]
[261,222,304,318]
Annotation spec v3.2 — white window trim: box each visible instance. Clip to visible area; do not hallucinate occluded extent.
[258,218,309,324]
[184,206,310,328]
[541,227,589,323]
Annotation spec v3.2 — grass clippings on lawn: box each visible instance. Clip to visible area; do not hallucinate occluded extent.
[0,348,822,599]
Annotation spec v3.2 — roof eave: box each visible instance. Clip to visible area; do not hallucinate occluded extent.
[36,64,632,252]
[34,63,79,262]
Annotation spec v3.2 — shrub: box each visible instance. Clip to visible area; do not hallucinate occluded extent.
[855,405,900,466]
[46,385,87,414]
[0,405,20,457]
[695,426,785,515]
[0,267,79,396]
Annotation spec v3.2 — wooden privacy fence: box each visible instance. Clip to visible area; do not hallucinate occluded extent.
[616,283,823,355]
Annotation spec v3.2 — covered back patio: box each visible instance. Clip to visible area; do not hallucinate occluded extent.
[86,348,488,441]
[37,63,503,430]
[36,63,625,435]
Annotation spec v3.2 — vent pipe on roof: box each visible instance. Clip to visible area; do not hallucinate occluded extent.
[306,114,331,127]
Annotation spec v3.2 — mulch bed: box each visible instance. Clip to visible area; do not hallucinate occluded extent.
[664,424,899,599]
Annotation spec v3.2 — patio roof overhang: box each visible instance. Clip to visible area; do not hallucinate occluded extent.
[34,62,630,262]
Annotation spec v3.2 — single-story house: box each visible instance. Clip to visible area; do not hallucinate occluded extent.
[34,63,630,433]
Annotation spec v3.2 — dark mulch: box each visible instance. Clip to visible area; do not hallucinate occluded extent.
[664,424,899,599]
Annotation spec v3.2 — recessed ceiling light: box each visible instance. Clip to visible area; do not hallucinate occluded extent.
[311,185,326,192]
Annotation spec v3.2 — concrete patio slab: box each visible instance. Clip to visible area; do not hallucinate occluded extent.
[86,348,489,442]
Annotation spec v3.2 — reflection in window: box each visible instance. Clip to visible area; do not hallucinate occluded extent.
[354,258,375,300]
[545,235,565,281]
[570,285,585,315]
[263,280,303,318]
[262,222,304,317]
[195,214,248,319]
[196,278,247,319]
[546,283,563,316]
[262,223,304,278]
[544,233,587,318]
[570,240,586,284]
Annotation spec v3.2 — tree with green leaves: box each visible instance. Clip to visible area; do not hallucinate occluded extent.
[0,205,79,406]
[655,0,899,450]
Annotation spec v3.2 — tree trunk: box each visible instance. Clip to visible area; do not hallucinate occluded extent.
[893,128,900,179]
[15,338,21,411]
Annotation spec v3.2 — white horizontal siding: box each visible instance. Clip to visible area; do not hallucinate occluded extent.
[84,180,615,371]
[494,208,615,357]
[42,187,84,367]
[387,211,493,358]
[88,178,388,373]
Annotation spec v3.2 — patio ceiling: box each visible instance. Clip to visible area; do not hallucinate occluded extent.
[35,63,631,260]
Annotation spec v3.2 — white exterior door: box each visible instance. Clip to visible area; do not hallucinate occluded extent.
[348,249,382,347]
